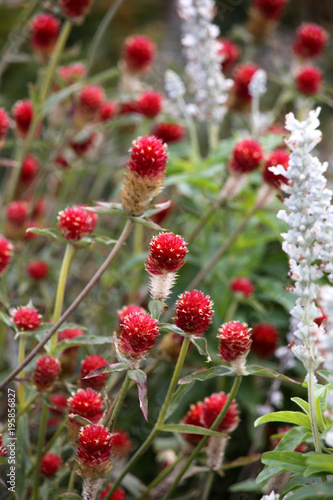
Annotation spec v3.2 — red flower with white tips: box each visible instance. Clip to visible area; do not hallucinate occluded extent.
[12,100,33,138]
[0,108,9,141]
[118,305,146,327]
[99,485,126,500]
[26,260,48,280]
[229,138,263,174]
[79,85,105,115]
[252,0,287,20]
[129,136,168,179]
[137,91,163,119]
[230,277,254,297]
[181,402,205,444]
[6,201,29,227]
[30,13,60,57]
[201,392,240,433]
[59,0,94,21]
[58,205,97,241]
[217,38,240,74]
[118,312,159,361]
[77,424,112,471]
[40,452,63,476]
[262,149,289,188]
[293,23,328,59]
[99,101,118,122]
[251,323,279,358]
[20,155,40,185]
[151,123,185,144]
[145,232,188,275]
[111,430,132,457]
[0,236,13,275]
[174,290,214,335]
[218,321,252,362]
[33,356,61,391]
[11,305,41,330]
[80,354,108,391]
[123,35,156,74]
[68,388,104,424]
[295,66,322,96]
[57,62,86,86]
[233,64,260,103]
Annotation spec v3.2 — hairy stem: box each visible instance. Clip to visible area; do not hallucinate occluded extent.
[32,401,48,500]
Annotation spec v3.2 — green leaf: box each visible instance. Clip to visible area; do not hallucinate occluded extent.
[261,451,308,474]
[315,393,327,432]
[222,454,261,470]
[87,201,127,216]
[0,312,15,330]
[159,323,186,336]
[283,482,333,499]
[68,414,93,426]
[190,336,211,362]
[255,411,312,430]
[272,427,311,452]
[304,453,333,475]
[129,216,165,231]
[291,397,310,414]
[317,370,332,383]
[228,478,262,493]
[281,475,322,497]
[179,365,235,385]
[256,465,283,484]
[54,335,114,353]
[246,365,299,384]
[59,494,83,500]
[158,423,227,439]
[148,300,165,320]
[25,227,60,240]
[128,369,148,421]
[83,362,128,379]
[166,381,195,419]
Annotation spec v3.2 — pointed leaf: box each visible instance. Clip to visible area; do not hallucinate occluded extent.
[0,312,15,330]
[255,411,312,430]
[256,465,283,484]
[59,494,83,500]
[228,478,263,493]
[190,336,211,362]
[68,414,94,426]
[129,216,165,231]
[272,426,311,452]
[159,323,186,336]
[261,451,308,474]
[245,365,299,384]
[83,363,128,379]
[143,200,172,218]
[305,453,333,475]
[158,423,228,439]
[179,365,235,385]
[54,335,114,353]
[86,202,127,216]
[148,300,165,320]
[315,392,328,431]
[221,454,261,470]
[128,369,148,421]
[281,482,333,499]
[291,397,309,414]
[317,370,333,383]
[25,227,60,240]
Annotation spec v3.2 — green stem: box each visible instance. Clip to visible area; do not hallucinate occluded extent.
[106,371,131,429]
[162,375,242,500]
[105,337,191,499]
[201,470,214,500]
[208,123,219,155]
[130,223,144,302]
[68,462,78,492]
[136,453,185,500]
[32,401,49,500]
[17,336,26,409]
[308,369,321,453]
[50,243,75,355]
[178,98,200,164]
[224,299,239,323]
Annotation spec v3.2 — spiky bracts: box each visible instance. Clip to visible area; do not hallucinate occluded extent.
[229,138,263,174]
[58,205,98,241]
[67,388,104,426]
[218,321,252,374]
[251,323,279,358]
[33,356,61,391]
[11,305,41,330]
[77,424,113,478]
[174,290,214,335]
[262,149,289,188]
[293,23,328,59]
[202,392,240,433]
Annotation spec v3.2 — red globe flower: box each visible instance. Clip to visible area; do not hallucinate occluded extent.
[77,424,112,476]
[137,91,163,119]
[111,430,132,457]
[232,64,260,103]
[201,392,240,433]
[6,201,29,227]
[181,401,205,444]
[230,277,254,297]
[79,85,105,116]
[26,260,48,280]
[217,38,240,74]
[0,236,13,275]
[80,354,108,391]
[12,100,33,138]
[99,101,118,122]
[218,321,252,363]
[118,312,159,362]
[0,108,9,141]
[293,23,328,59]
[229,138,263,174]
[123,35,156,74]
[58,328,84,355]
[33,356,61,391]
[174,290,214,335]
[262,149,289,188]
[251,323,279,358]
[295,66,322,95]
[59,0,94,22]
[145,232,188,275]
[30,13,60,57]
[57,62,87,86]
[11,305,41,330]
[252,0,287,20]
[99,485,127,500]
[117,305,146,327]
[151,123,185,144]
[40,452,63,476]
[58,205,98,241]
[68,388,104,424]
[128,136,168,179]
[20,155,40,185]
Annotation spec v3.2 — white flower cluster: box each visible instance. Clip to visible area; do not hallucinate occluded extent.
[270,108,333,369]
[249,69,267,98]
[164,69,186,100]
[177,0,233,123]
[260,492,279,500]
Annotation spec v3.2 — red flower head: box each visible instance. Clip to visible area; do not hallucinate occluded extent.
[11,305,41,330]
[129,136,168,179]
[20,155,40,185]
[218,321,252,364]
[251,323,279,358]
[77,424,112,476]
[30,13,60,57]
[252,0,287,20]
[174,290,214,335]
[123,35,156,74]
[58,205,98,241]
[118,100,140,115]
[231,277,254,297]
[229,138,263,174]
[202,392,240,433]
[295,66,322,96]
[0,434,6,457]
[0,236,13,275]
[70,131,100,157]
[99,485,126,500]
[58,328,84,356]
[12,100,33,138]
[233,63,260,103]
[99,101,118,122]
[272,426,307,452]
[145,232,188,275]
[33,356,61,391]
[0,108,9,141]
[262,149,289,188]
[40,452,63,476]
[57,62,87,86]
[50,393,68,414]
[151,123,185,144]
[137,91,163,119]
[6,201,29,227]
[152,199,174,225]
[118,312,159,363]
[80,354,108,391]
[26,260,48,280]
[68,388,104,424]
[111,430,132,458]
[315,308,328,327]
[54,154,70,169]
[78,85,105,117]
[181,401,205,444]
[293,23,328,59]
[117,305,146,328]
[217,38,240,74]
[59,0,94,22]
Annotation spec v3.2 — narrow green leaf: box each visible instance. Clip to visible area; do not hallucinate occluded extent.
[246,365,299,384]
[273,426,311,452]
[190,336,211,362]
[68,414,93,426]
[148,300,165,320]
[128,369,148,421]
[159,323,186,336]
[25,227,60,240]
[222,454,261,470]
[256,465,283,484]
[261,451,308,474]
[315,393,327,431]
[291,397,310,415]
[83,362,127,379]
[54,335,114,353]
[179,365,235,385]
[0,312,15,330]
[255,411,312,430]
[228,478,262,493]
[317,370,332,383]
[158,423,227,439]
[129,216,165,231]
[283,482,333,499]
[305,453,333,474]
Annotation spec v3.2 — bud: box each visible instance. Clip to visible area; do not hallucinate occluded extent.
[218,321,252,374]
[137,91,163,118]
[0,108,9,148]
[99,485,126,499]
[295,66,322,96]
[59,0,94,22]
[11,305,41,330]
[57,62,87,86]
[111,430,132,458]
[20,155,40,186]
[263,149,289,188]
[99,101,118,122]
[217,38,240,74]
[230,277,254,297]
[251,323,279,358]
[229,138,263,174]
[30,13,60,59]
[122,35,156,74]
[33,356,61,391]
[181,401,205,444]
[230,64,260,110]
[26,260,48,280]
[293,23,328,59]
[12,99,34,138]
[40,453,63,476]
[174,290,214,335]
[151,122,185,144]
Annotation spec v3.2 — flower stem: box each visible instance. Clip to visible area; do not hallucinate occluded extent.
[105,337,191,499]
[308,368,322,453]
[201,470,214,500]
[105,371,131,429]
[50,243,75,355]
[161,375,242,500]
[17,336,26,409]
[32,400,49,500]
[68,462,78,492]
